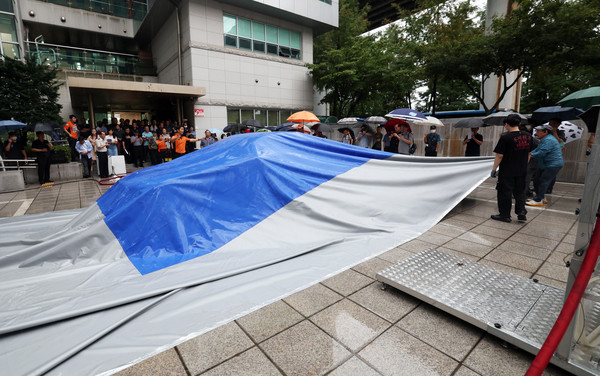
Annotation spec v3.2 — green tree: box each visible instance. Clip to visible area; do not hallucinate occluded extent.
[0,57,63,125]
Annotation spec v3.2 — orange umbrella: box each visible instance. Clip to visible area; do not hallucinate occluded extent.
[287,111,320,123]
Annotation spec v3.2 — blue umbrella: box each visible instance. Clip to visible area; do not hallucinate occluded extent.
[206,128,223,134]
[0,120,27,131]
[385,109,427,122]
[531,106,584,124]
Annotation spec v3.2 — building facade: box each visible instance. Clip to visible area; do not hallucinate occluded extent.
[4,0,338,128]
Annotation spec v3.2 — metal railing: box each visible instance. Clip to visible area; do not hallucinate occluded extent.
[26,42,156,76]
[34,0,148,21]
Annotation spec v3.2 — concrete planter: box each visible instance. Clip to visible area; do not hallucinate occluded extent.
[23,163,82,185]
[0,170,25,192]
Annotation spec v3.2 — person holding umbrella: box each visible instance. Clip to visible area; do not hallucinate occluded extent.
[526,124,563,207]
[30,131,53,184]
[392,123,414,155]
[340,128,354,144]
[463,127,483,156]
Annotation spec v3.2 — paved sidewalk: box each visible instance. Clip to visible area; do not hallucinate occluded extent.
[0,178,581,376]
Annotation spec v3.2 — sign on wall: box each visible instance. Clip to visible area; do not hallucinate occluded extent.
[194,107,205,118]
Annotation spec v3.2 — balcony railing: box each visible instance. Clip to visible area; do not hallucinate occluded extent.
[27,42,155,76]
[34,0,148,21]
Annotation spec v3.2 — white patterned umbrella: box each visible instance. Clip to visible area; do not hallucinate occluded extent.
[540,121,584,144]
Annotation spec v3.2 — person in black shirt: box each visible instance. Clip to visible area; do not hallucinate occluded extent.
[490,114,533,223]
[463,127,483,156]
[31,131,53,184]
[3,131,27,166]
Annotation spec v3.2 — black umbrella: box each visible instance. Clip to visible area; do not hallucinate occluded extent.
[531,106,584,124]
[223,123,244,133]
[453,118,485,129]
[482,111,528,126]
[578,105,600,133]
[309,122,333,132]
[338,127,355,140]
[242,119,264,128]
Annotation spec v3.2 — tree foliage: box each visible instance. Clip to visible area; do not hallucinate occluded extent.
[309,0,600,117]
[0,57,63,125]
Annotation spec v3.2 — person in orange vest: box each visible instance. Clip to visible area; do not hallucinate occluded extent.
[170,126,198,159]
[64,114,79,161]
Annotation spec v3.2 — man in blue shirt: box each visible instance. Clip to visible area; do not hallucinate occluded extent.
[526,124,564,207]
[75,137,93,178]
[200,130,215,148]
[355,124,373,148]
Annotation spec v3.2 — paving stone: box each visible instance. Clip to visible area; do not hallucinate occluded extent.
[359,326,458,376]
[259,320,350,376]
[177,322,254,375]
[283,283,343,317]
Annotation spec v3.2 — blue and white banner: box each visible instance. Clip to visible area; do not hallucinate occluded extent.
[0,133,493,375]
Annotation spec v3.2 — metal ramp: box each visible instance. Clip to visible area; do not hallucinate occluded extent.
[376,249,600,376]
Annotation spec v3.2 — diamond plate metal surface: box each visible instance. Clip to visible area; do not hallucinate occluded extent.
[376,249,600,376]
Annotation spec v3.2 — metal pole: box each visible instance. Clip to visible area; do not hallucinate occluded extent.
[88,92,96,129]
[555,114,600,360]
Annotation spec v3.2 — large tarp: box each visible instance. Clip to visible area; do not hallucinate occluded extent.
[0,133,493,375]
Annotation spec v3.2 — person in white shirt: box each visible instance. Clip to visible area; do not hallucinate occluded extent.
[95,131,109,178]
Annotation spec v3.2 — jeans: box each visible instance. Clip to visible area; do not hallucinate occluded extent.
[533,166,562,202]
[496,174,527,218]
[80,156,91,178]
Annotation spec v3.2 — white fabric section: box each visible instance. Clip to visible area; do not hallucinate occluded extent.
[0,156,493,375]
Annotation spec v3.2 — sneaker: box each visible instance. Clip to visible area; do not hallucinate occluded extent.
[517,214,527,221]
[491,214,511,223]
[526,199,545,207]
[542,199,548,204]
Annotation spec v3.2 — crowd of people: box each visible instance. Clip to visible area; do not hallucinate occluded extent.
[1,114,580,201]
[64,115,224,179]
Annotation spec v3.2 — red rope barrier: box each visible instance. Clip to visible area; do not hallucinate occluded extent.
[525,214,600,376]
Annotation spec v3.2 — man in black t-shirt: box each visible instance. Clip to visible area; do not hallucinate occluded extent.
[463,127,483,156]
[490,114,532,223]
[31,131,53,184]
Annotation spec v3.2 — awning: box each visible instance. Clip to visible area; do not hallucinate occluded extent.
[67,77,206,110]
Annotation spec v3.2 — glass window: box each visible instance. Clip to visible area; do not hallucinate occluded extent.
[0,14,17,43]
[253,41,265,53]
[266,44,278,55]
[223,14,236,35]
[252,22,265,41]
[279,46,291,58]
[238,38,251,50]
[254,109,266,125]
[267,110,279,127]
[266,25,278,44]
[0,0,13,13]
[278,29,290,47]
[241,109,253,122]
[290,31,301,49]
[1,42,19,59]
[224,35,237,47]
[227,108,240,124]
[222,16,301,60]
[238,18,251,38]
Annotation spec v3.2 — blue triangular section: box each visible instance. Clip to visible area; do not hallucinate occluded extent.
[97,132,391,274]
